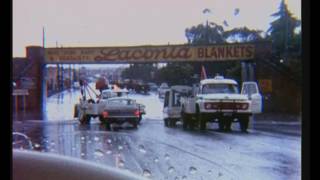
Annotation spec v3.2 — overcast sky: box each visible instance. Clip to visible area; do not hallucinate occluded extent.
[13,0,301,57]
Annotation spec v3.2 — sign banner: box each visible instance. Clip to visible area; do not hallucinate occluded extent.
[45,44,256,63]
[12,89,29,96]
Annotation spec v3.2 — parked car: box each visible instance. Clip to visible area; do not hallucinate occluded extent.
[73,82,81,89]
[158,83,170,98]
[99,97,144,130]
[147,82,158,92]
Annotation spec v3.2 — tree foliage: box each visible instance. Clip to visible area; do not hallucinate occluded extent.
[185,22,225,44]
[224,27,264,42]
[120,0,301,90]
[121,63,157,82]
[267,0,301,55]
[154,63,194,86]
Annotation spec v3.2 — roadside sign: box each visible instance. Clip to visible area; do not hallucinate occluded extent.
[20,77,36,89]
[258,79,272,93]
[12,89,29,96]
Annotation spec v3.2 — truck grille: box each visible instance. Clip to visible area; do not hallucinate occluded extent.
[204,102,249,110]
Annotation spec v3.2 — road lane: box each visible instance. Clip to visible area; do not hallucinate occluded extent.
[13,115,301,180]
[13,88,301,179]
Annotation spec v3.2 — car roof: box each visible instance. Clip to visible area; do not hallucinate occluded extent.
[102,89,129,93]
[200,78,238,85]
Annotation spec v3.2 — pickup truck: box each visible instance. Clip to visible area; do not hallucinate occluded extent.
[180,76,262,132]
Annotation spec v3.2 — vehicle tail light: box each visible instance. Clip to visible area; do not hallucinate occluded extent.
[134,110,140,117]
[102,111,109,118]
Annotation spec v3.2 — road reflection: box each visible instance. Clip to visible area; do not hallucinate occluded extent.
[13,121,237,180]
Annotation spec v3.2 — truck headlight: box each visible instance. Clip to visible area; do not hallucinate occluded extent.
[205,103,212,109]
[241,103,249,110]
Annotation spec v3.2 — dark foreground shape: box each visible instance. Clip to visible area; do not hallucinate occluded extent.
[13,150,146,180]
[239,116,250,132]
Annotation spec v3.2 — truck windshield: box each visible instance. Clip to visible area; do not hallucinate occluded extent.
[202,84,239,94]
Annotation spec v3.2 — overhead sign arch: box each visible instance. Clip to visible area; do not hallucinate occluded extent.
[44,42,271,64]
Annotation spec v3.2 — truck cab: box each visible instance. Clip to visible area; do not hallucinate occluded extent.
[180,76,262,132]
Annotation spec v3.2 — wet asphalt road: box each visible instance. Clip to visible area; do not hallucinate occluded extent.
[12,88,301,180]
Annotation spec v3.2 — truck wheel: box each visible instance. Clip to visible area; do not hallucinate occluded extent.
[74,105,79,118]
[239,116,249,133]
[181,108,188,130]
[105,122,111,130]
[195,106,205,130]
[218,118,225,131]
[98,115,104,123]
[164,118,169,127]
[87,115,92,122]
[138,115,142,124]
[181,112,188,130]
[168,118,172,127]
[131,120,138,129]
[199,118,206,130]
[189,119,195,130]
[224,118,232,132]
[169,119,176,127]
[87,99,95,103]
[78,110,88,125]
[80,115,90,125]
[85,115,91,124]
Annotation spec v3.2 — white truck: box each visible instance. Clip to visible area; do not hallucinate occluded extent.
[180,76,262,132]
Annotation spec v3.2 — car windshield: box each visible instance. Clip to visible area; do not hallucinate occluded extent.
[107,99,133,105]
[202,83,239,94]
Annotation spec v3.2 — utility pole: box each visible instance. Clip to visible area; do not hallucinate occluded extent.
[42,27,46,48]
[284,1,289,62]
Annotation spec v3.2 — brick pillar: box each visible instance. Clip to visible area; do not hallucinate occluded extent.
[241,61,248,82]
[241,61,256,82]
[26,46,46,120]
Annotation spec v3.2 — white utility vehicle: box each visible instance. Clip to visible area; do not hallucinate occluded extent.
[180,76,262,132]
[163,85,193,127]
